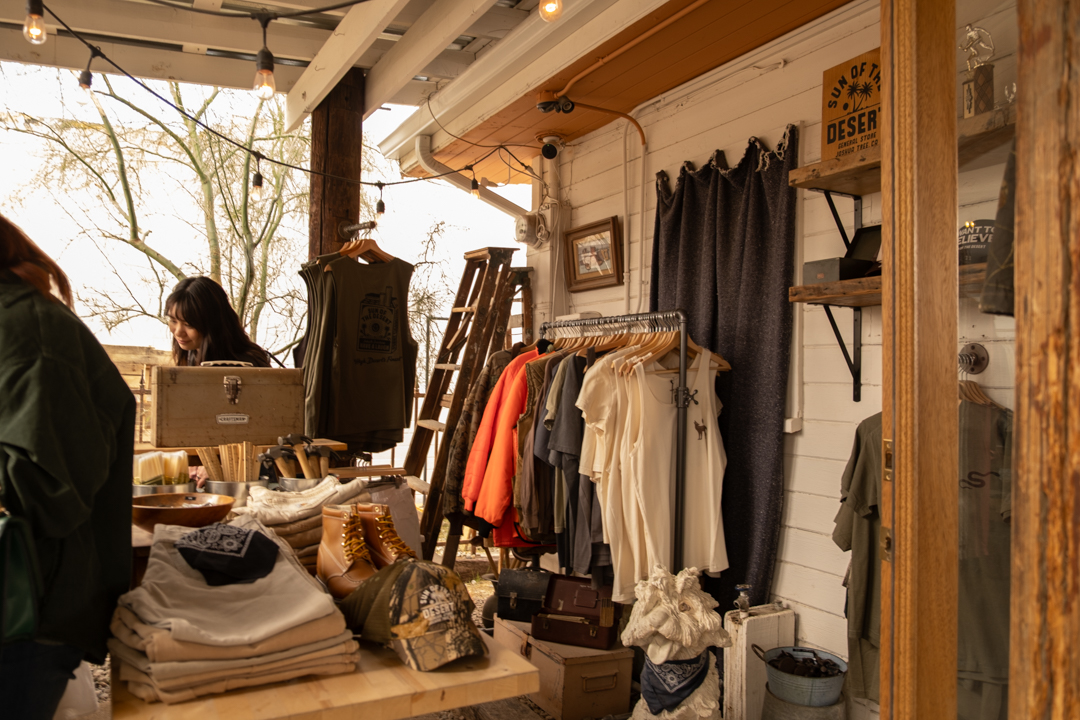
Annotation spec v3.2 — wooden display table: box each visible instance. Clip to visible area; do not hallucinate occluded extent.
[111,633,539,719]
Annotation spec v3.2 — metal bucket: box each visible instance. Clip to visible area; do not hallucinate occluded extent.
[278,477,322,492]
[203,479,269,507]
[133,482,196,496]
[753,645,847,708]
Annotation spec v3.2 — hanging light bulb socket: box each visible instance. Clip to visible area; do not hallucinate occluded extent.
[469,168,480,199]
[252,16,276,100]
[78,48,100,91]
[538,0,563,23]
[376,182,386,215]
[251,154,264,202]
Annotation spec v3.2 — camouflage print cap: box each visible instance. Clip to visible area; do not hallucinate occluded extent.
[341,558,487,671]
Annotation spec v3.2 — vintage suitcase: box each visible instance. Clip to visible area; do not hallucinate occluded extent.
[495,617,633,720]
[496,568,552,623]
[530,575,621,650]
[150,366,304,447]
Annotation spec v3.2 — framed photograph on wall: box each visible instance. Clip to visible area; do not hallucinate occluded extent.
[563,217,623,293]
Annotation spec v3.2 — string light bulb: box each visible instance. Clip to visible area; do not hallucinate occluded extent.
[251,155,264,202]
[253,48,276,99]
[538,0,563,23]
[23,0,47,45]
[376,182,385,215]
[252,18,276,100]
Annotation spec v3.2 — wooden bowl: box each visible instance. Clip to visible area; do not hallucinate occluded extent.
[131,493,234,534]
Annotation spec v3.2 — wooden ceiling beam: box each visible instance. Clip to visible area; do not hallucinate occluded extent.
[284,0,414,131]
[364,0,502,121]
[381,0,675,171]
[0,26,307,91]
[0,0,328,60]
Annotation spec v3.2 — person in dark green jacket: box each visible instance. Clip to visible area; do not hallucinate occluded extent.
[0,214,135,720]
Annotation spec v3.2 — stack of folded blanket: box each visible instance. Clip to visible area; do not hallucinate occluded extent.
[241,477,368,575]
[110,514,358,704]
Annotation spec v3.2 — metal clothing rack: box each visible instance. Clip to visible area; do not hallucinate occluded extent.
[539,309,692,570]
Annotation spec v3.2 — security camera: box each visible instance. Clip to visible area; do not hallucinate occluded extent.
[540,135,562,160]
[535,95,575,114]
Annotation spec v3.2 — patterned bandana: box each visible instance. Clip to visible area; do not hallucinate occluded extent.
[176,524,279,586]
[640,651,711,715]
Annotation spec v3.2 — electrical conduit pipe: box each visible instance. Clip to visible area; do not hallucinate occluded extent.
[414,136,529,220]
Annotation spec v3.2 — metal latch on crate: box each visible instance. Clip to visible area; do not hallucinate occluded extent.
[223,375,242,404]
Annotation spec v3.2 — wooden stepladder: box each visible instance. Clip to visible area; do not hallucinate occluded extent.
[401,247,532,561]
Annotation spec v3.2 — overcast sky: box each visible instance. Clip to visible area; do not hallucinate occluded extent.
[0,62,529,353]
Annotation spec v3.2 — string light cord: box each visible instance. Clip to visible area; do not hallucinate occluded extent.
[424,101,546,188]
[42,2,500,191]
[424,98,541,157]
[138,0,375,20]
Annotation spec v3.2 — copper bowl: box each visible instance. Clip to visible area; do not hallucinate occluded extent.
[131,493,235,534]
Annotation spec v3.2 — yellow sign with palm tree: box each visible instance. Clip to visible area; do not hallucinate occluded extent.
[821,48,882,162]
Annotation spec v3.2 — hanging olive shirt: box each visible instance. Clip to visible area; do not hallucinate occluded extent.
[957,399,1012,684]
[0,276,135,663]
[832,413,882,703]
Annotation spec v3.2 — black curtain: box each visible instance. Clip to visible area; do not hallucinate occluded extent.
[650,126,798,611]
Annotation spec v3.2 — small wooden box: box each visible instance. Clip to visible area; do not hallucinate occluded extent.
[150,366,304,447]
[494,617,632,720]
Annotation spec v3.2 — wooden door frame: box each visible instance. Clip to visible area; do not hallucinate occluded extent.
[879,0,959,716]
[1010,1,1080,717]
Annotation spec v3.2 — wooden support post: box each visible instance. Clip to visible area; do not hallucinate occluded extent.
[309,68,365,260]
[880,0,958,716]
[1010,2,1080,717]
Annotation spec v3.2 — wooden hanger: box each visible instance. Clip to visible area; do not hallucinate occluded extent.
[336,236,394,265]
[959,378,1006,410]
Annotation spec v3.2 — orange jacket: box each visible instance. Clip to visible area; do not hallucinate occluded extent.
[462,349,538,522]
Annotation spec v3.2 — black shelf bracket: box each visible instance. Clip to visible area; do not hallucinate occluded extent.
[812,189,863,248]
[823,305,862,402]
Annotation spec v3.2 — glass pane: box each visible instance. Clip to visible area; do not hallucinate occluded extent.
[955,1,1017,718]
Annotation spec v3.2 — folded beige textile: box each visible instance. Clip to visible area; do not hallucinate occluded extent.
[110,634,358,688]
[122,656,359,704]
[111,605,346,663]
[244,478,367,525]
[296,544,319,558]
[299,556,318,567]
[282,526,322,549]
[268,513,324,535]
[118,515,337,647]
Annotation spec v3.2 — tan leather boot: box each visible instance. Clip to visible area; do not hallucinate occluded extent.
[353,503,417,569]
[317,505,378,599]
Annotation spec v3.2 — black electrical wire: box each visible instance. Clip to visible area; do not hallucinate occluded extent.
[424,100,544,186]
[424,99,538,151]
[41,2,500,190]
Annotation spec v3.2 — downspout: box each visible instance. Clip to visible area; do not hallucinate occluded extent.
[414,136,529,219]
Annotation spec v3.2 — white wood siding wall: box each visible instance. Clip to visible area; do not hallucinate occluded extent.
[525,2,1015,718]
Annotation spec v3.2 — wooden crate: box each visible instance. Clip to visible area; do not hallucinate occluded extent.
[150,366,304,447]
[103,345,173,443]
[493,617,633,720]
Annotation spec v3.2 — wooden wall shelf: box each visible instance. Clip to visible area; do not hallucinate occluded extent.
[789,106,1015,195]
[789,263,988,307]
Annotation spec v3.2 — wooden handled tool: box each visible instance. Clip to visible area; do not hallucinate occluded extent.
[280,434,315,479]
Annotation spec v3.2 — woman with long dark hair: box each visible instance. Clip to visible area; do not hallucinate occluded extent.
[165,276,270,367]
[0,214,136,719]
